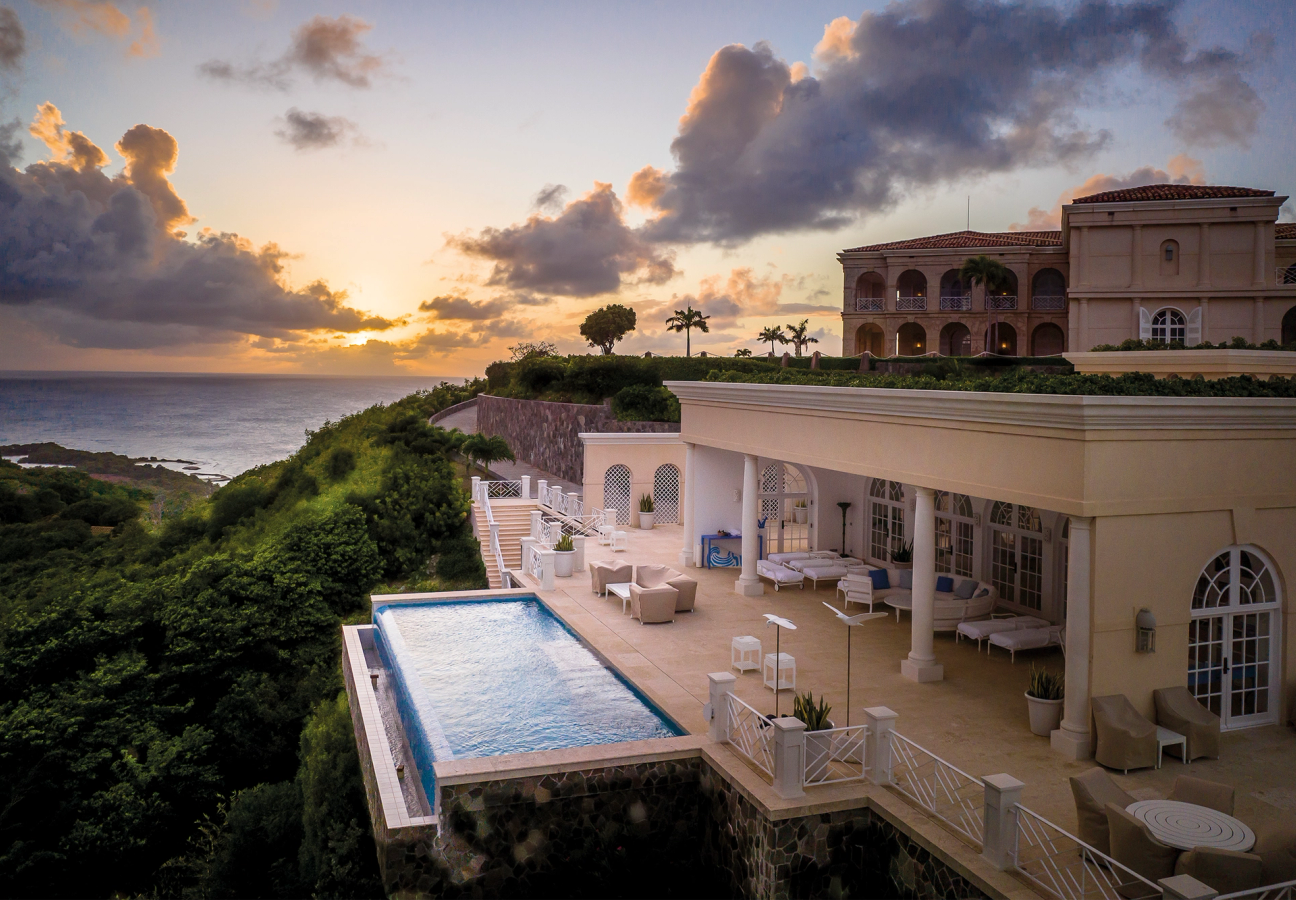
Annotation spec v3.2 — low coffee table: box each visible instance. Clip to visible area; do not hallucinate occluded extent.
[883,592,913,622]
[607,582,632,614]
[1126,800,1255,852]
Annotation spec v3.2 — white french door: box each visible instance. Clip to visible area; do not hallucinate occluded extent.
[989,502,1045,612]
[1188,547,1282,729]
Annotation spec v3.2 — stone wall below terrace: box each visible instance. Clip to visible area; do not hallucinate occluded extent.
[476,394,679,486]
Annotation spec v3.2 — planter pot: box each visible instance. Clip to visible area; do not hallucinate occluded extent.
[638,513,655,530]
[805,720,836,776]
[891,561,913,570]
[553,550,576,578]
[1025,692,1064,736]
[793,507,808,524]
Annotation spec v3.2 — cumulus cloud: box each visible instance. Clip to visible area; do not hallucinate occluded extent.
[418,295,511,321]
[34,0,158,57]
[0,6,24,72]
[274,108,360,150]
[1010,154,1206,230]
[653,268,837,331]
[448,182,677,297]
[629,0,1263,244]
[0,103,395,349]
[199,14,384,90]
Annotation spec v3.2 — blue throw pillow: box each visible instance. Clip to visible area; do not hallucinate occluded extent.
[954,579,978,600]
[868,568,890,590]
[936,575,954,593]
[897,568,913,589]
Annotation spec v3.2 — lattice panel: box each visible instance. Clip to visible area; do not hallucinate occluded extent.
[603,465,632,525]
[652,464,680,524]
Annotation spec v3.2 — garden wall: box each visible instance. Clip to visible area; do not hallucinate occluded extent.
[476,394,679,485]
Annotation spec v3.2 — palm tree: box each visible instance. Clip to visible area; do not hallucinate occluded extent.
[959,256,1013,355]
[758,325,787,355]
[664,306,710,357]
[785,319,819,357]
[733,348,753,358]
[462,433,515,476]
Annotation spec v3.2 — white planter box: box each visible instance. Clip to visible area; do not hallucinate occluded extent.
[1025,693,1063,736]
[638,512,655,530]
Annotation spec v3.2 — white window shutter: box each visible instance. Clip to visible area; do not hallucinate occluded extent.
[1139,307,1152,341]
[1187,307,1202,346]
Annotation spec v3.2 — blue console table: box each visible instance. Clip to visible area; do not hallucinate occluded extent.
[702,532,763,569]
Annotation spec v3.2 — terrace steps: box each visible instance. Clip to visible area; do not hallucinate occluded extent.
[471,501,537,588]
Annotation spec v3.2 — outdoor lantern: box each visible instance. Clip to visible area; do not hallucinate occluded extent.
[837,501,851,553]
[1136,608,1157,653]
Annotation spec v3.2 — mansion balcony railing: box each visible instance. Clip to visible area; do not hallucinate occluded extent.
[940,294,972,311]
[987,295,1018,310]
[1031,295,1067,311]
[1279,265,1296,285]
[896,295,927,311]
[854,296,885,312]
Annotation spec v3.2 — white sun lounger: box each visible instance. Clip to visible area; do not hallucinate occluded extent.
[800,563,849,589]
[757,560,805,591]
[767,551,811,565]
[956,616,1050,651]
[987,625,1064,662]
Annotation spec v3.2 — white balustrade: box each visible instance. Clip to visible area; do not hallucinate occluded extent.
[987,295,1019,310]
[889,731,986,845]
[1278,266,1296,286]
[940,294,973,311]
[803,723,870,786]
[1032,295,1067,311]
[1013,803,1160,900]
[1215,881,1296,900]
[484,479,523,499]
[896,295,927,311]
[724,691,774,779]
[854,296,885,311]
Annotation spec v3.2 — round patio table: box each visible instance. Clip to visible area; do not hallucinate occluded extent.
[1126,800,1255,852]
[882,592,913,623]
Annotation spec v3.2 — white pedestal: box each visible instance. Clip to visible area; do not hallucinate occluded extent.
[900,658,944,683]
[764,653,796,691]
[731,636,761,673]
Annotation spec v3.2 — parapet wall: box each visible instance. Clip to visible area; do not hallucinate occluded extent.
[476,394,679,485]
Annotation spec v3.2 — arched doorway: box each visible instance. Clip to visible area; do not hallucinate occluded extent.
[897,322,926,355]
[868,479,905,564]
[1189,546,1282,728]
[988,270,1019,309]
[940,322,972,356]
[759,461,810,554]
[1031,268,1067,310]
[989,501,1045,613]
[940,270,969,310]
[603,464,632,525]
[1283,305,1296,345]
[1031,323,1065,356]
[855,272,885,311]
[985,322,1017,355]
[652,464,680,524]
[935,491,975,577]
[896,270,927,308]
[856,323,884,356]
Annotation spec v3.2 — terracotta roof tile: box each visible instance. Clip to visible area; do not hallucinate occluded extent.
[1277,223,1296,240]
[843,229,1062,253]
[1071,184,1274,204]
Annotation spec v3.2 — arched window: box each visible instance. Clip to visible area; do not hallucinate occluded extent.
[856,323,884,356]
[1189,546,1281,728]
[855,272,885,311]
[940,322,972,356]
[1283,305,1296,345]
[760,462,810,554]
[985,322,1017,355]
[897,322,926,355]
[935,491,975,577]
[869,479,905,563]
[652,464,680,524]
[989,501,1044,610]
[1031,322,1065,356]
[1160,240,1180,276]
[1030,268,1066,311]
[1151,308,1186,344]
[603,465,632,525]
[939,270,969,310]
[896,269,927,299]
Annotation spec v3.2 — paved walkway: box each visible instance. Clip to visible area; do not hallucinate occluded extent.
[437,402,581,496]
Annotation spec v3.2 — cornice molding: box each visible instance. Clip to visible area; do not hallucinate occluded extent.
[579,431,683,445]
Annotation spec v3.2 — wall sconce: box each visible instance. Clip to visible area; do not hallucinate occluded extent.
[1136,608,1157,653]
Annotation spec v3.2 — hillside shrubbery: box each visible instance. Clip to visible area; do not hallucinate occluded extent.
[0,383,485,898]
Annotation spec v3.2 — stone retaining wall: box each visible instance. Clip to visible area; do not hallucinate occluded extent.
[476,394,679,485]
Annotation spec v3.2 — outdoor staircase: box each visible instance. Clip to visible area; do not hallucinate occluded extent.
[471,500,537,588]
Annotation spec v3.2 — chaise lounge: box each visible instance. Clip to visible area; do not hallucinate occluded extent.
[956,615,1050,650]
[987,625,1064,662]
[757,560,805,591]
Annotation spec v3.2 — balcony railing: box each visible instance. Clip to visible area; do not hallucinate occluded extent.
[1031,295,1067,311]
[987,295,1018,310]
[1279,265,1296,285]
[940,294,972,311]
[896,295,927,311]
[854,296,885,312]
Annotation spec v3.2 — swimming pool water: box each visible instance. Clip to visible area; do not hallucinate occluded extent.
[375,599,681,784]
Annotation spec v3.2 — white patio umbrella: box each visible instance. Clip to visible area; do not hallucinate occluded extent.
[822,602,887,726]
[763,613,796,718]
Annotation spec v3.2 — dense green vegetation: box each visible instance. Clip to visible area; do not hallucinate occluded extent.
[1090,337,1296,352]
[0,382,486,898]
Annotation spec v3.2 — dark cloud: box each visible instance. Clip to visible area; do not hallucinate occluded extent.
[0,6,24,72]
[448,182,676,297]
[199,14,384,90]
[1011,154,1205,230]
[418,295,510,321]
[631,0,1263,244]
[0,104,395,349]
[275,108,359,151]
[532,183,567,213]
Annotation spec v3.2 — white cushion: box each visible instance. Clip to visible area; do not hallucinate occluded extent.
[808,550,840,559]
[989,626,1062,652]
[758,560,804,584]
[957,620,1020,641]
[802,563,848,580]
[767,551,810,564]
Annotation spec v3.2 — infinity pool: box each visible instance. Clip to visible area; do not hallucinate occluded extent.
[374,598,682,793]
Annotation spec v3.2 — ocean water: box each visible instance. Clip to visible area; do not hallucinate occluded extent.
[0,372,460,480]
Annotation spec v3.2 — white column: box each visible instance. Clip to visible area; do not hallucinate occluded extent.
[471,475,481,498]
[902,486,943,682]
[981,774,1025,871]
[735,454,763,596]
[680,441,697,567]
[520,475,530,499]
[1052,515,1093,759]
[537,479,548,503]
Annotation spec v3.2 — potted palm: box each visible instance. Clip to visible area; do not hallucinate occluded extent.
[890,540,913,569]
[553,532,576,577]
[793,499,808,524]
[1025,665,1064,736]
[638,494,655,530]
[793,691,835,775]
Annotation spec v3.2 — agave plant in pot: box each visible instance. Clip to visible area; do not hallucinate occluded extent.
[792,691,835,776]
[1025,665,1064,736]
[638,494,655,530]
[552,532,576,577]
[890,540,914,569]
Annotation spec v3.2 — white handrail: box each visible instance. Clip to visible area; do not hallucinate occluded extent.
[475,482,508,582]
[803,722,870,786]
[889,731,985,845]
[724,692,774,778]
[1012,803,1160,900]
[1218,881,1296,900]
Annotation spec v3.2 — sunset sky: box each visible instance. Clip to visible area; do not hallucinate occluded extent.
[1,0,1292,376]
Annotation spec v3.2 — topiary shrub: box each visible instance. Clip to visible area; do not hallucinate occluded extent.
[611,384,680,422]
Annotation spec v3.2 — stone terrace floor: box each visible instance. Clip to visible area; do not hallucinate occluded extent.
[528,522,1296,842]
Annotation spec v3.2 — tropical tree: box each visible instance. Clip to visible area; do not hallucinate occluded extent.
[664,306,710,357]
[733,348,752,358]
[461,433,515,475]
[785,319,819,357]
[507,341,558,361]
[758,325,788,355]
[579,303,637,354]
[959,256,1013,355]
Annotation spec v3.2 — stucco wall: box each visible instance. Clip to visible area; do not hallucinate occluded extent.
[476,394,678,486]
[581,437,686,528]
